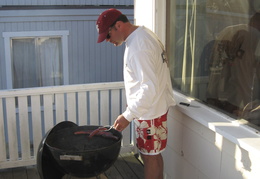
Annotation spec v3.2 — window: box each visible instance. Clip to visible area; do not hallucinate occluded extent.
[3,31,69,89]
[167,1,260,127]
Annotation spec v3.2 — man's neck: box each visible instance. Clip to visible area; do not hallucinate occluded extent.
[124,23,139,40]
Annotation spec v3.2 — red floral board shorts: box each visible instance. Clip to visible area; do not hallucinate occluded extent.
[134,112,168,155]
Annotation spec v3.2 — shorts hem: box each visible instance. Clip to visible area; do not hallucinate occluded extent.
[138,148,166,155]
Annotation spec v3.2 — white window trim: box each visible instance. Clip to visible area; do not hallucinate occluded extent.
[134,0,167,48]
[3,31,69,89]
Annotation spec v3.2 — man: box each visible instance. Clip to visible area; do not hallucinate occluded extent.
[96,8,175,179]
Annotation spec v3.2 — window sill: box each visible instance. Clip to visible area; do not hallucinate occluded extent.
[173,90,260,155]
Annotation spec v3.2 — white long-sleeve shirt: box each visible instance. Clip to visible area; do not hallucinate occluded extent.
[122,26,176,122]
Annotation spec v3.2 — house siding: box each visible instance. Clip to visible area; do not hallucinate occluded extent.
[0,0,133,6]
[0,6,134,89]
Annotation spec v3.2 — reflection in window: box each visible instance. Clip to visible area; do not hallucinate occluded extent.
[12,37,63,89]
[167,0,260,127]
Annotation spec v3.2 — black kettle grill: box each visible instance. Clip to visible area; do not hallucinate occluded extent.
[37,121,122,179]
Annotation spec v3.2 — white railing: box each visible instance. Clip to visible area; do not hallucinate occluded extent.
[0,82,134,169]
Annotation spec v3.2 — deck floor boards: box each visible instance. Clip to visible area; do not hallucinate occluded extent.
[0,153,143,179]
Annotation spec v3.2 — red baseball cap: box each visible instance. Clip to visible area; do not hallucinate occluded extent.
[96,9,122,43]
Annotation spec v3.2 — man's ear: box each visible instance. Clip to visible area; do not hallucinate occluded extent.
[114,21,122,30]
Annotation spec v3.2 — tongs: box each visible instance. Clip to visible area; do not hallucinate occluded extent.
[101,125,115,131]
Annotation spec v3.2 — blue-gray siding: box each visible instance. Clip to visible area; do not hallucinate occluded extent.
[0,0,133,6]
[0,8,134,89]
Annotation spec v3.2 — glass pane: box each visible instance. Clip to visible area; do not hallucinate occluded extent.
[12,38,38,88]
[12,37,63,88]
[37,37,63,86]
[168,0,260,127]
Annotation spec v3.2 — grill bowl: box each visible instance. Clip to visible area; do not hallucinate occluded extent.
[45,125,122,178]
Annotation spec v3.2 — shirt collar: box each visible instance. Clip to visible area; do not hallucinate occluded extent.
[125,26,142,47]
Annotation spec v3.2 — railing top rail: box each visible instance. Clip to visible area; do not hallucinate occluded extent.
[0,82,125,98]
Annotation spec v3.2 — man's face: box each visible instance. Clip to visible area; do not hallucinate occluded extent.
[105,23,124,46]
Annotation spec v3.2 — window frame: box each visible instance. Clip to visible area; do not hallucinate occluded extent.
[164,0,260,128]
[3,31,69,89]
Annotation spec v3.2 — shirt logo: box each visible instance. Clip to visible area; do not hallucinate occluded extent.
[161,50,169,66]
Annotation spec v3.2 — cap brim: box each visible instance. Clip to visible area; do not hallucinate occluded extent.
[97,29,109,43]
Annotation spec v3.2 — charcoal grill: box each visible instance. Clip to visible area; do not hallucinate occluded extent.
[37,121,122,179]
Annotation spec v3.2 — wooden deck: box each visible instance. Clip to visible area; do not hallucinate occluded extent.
[0,153,144,179]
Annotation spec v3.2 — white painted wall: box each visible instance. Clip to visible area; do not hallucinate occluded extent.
[134,1,260,179]
[164,92,260,179]
[134,0,166,45]
[134,0,155,31]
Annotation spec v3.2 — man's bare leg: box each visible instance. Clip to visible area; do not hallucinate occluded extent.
[141,153,164,179]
